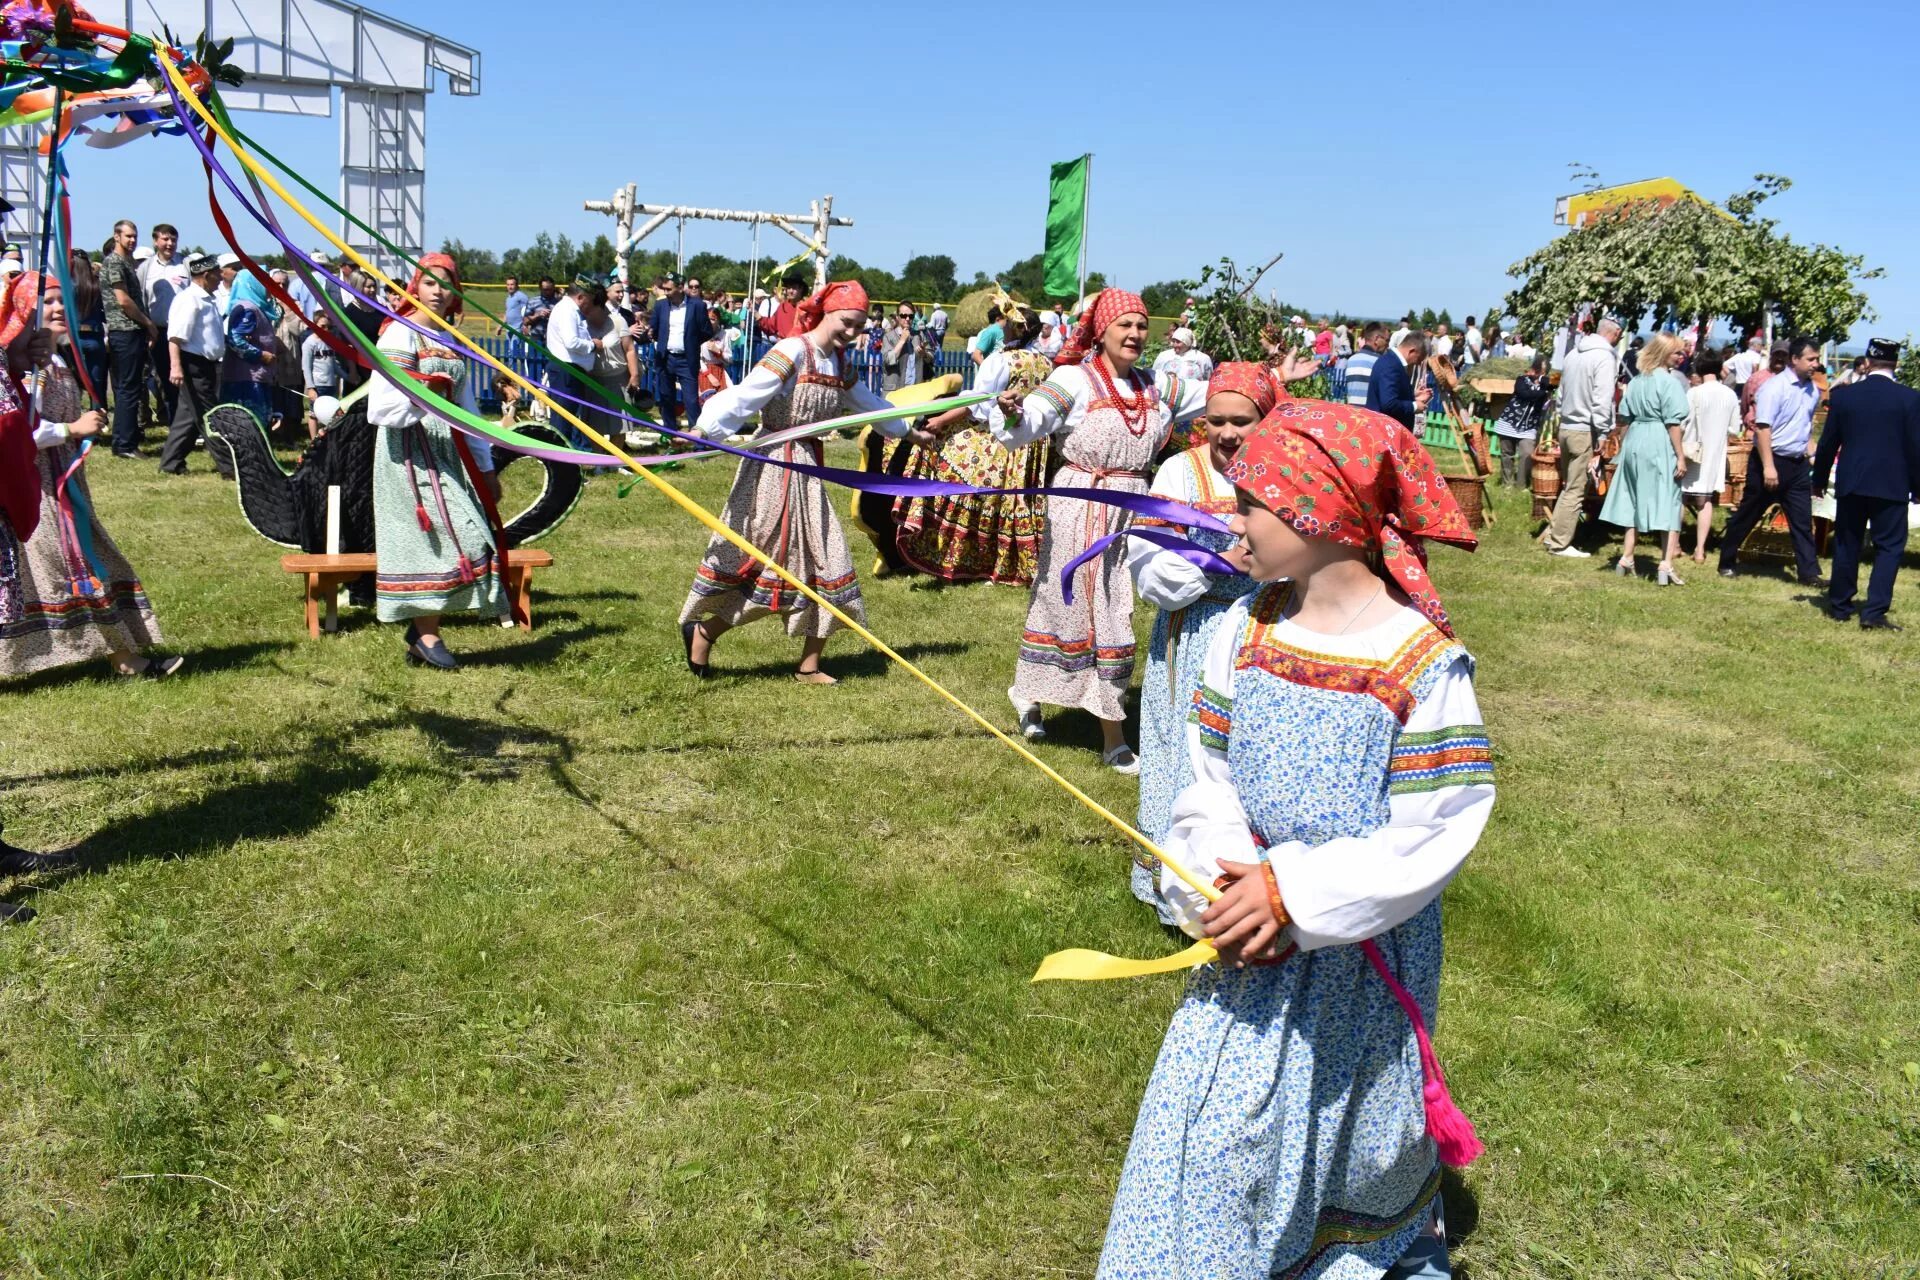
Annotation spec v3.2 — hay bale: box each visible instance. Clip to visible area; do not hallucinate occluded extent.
[950,286,1032,338]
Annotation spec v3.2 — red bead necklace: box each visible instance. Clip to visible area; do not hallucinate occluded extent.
[1087,354,1153,435]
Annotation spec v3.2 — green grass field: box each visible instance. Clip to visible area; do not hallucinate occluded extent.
[3,446,1919,1278]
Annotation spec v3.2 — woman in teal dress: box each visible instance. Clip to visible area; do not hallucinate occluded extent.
[1600,333,1690,585]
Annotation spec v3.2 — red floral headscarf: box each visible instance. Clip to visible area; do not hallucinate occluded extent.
[0,270,47,350]
[383,252,463,333]
[793,279,870,335]
[1206,361,1279,417]
[1054,288,1147,367]
[1224,399,1477,636]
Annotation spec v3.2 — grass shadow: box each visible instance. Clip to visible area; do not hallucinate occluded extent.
[0,639,299,694]
[458,622,618,667]
[715,638,977,683]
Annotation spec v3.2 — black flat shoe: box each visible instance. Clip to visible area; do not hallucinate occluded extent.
[1,901,36,924]
[407,639,459,670]
[1861,618,1904,632]
[0,846,78,874]
[680,620,711,678]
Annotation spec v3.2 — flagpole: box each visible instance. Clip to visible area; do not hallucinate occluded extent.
[1077,152,1092,304]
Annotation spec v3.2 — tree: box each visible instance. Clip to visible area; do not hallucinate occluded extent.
[900,253,957,300]
[1503,173,1879,344]
[1141,280,1191,317]
[441,236,500,283]
[1418,307,1438,329]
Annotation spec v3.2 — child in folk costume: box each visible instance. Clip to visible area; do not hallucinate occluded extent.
[1100,401,1492,1280]
[1124,363,1275,919]
[367,253,506,670]
[894,289,1053,585]
[988,289,1211,772]
[0,272,182,682]
[681,280,908,685]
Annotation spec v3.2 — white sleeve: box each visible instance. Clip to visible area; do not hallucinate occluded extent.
[367,327,422,429]
[165,293,194,345]
[1127,456,1212,610]
[1155,369,1211,426]
[988,365,1084,448]
[845,369,910,438]
[1194,353,1215,382]
[966,350,1013,422]
[33,420,69,449]
[695,338,799,441]
[1157,597,1256,937]
[1266,655,1493,950]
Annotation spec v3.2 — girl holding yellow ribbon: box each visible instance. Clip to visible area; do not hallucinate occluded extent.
[1097,401,1493,1280]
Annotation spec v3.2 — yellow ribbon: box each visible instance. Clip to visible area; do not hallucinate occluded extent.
[159,50,1214,984]
[1030,939,1218,982]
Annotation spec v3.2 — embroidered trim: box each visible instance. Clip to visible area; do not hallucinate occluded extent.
[1018,628,1135,677]
[1272,1169,1442,1280]
[755,349,796,382]
[1236,584,1459,725]
[1032,379,1075,418]
[1190,682,1232,751]
[1390,725,1495,794]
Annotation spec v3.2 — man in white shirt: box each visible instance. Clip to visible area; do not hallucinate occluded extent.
[214,252,240,313]
[139,223,189,428]
[545,276,602,447]
[159,254,228,477]
[1389,314,1414,350]
[1461,316,1484,367]
[928,303,948,349]
[1723,334,1766,394]
[1541,317,1622,556]
[1151,327,1213,383]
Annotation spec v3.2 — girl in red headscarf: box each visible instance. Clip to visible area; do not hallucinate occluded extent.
[988,288,1214,771]
[0,271,179,683]
[366,253,504,669]
[1101,400,1492,1280]
[680,279,911,684]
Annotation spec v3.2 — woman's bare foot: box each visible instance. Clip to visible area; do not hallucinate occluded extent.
[792,668,838,686]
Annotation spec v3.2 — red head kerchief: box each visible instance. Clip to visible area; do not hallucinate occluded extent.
[794,279,870,334]
[0,270,46,350]
[384,252,463,333]
[1206,361,1280,417]
[1054,288,1148,366]
[1224,399,1477,636]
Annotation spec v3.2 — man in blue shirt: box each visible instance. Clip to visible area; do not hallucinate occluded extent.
[1344,322,1388,406]
[1720,337,1825,584]
[503,275,530,333]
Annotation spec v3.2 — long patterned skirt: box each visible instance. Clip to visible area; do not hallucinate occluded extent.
[893,426,1047,585]
[372,418,507,623]
[1013,467,1144,720]
[0,448,159,678]
[1098,904,1445,1279]
[1131,593,1244,920]
[679,444,865,639]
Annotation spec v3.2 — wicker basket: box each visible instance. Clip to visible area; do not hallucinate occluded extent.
[1584,460,1618,517]
[1530,447,1562,519]
[1443,473,1487,530]
[1722,439,1750,507]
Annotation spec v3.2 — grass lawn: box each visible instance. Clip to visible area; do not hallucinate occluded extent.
[3,445,1919,1278]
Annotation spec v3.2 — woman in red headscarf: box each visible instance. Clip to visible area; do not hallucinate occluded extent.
[0,271,179,683]
[1104,400,1492,1280]
[987,288,1214,771]
[366,253,504,670]
[680,279,910,684]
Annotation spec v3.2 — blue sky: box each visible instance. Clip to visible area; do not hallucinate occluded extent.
[56,0,1919,341]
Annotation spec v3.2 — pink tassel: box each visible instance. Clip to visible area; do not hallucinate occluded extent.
[1361,939,1483,1168]
[414,502,432,532]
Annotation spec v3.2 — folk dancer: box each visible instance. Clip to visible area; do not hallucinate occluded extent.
[989,288,1210,772]
[367,253,506,670]
[680,280,908,685]
[1101,400,1491,1280]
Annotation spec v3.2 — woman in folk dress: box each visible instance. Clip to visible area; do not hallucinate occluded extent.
[1125,363,1275,919]
[367,253,506,670]
[1104,400,1492,1280]
[0,271,181,682]
[988,289,1210,773]
[681,280,908,685]
[893,291,1053,585]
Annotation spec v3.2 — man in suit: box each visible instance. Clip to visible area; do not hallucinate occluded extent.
[1365,331,1431,431]
[1813,337,1920,630]
[648,272,714,434]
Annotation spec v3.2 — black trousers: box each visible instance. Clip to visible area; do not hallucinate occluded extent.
[107,328,148,453]
[1828,494,1908,623]
[655,351,699,431]
[159,352,227,477]
[1719,449,1818,581]
[149,332,179,427]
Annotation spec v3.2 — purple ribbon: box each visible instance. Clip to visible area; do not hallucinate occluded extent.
[171,73,1238,545]
[1059,527,1239,605]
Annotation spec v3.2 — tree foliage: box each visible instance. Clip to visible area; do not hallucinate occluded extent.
[1502,174,1880,344]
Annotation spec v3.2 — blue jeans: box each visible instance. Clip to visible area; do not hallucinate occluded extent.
[655,351,699,431]
[108,328,147,452]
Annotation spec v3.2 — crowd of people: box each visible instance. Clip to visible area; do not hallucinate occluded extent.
[7,213,1917,1277]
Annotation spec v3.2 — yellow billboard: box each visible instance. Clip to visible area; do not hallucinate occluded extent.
[1553,177,1726,226]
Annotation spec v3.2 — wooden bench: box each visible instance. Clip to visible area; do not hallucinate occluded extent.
[279,549,554,637]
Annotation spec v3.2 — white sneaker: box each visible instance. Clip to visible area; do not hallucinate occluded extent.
[1008,688,1045,740]
[1102,745,1140,776]
[1549,546,1592,559]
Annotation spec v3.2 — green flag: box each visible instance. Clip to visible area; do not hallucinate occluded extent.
[1043,155,1089,300]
